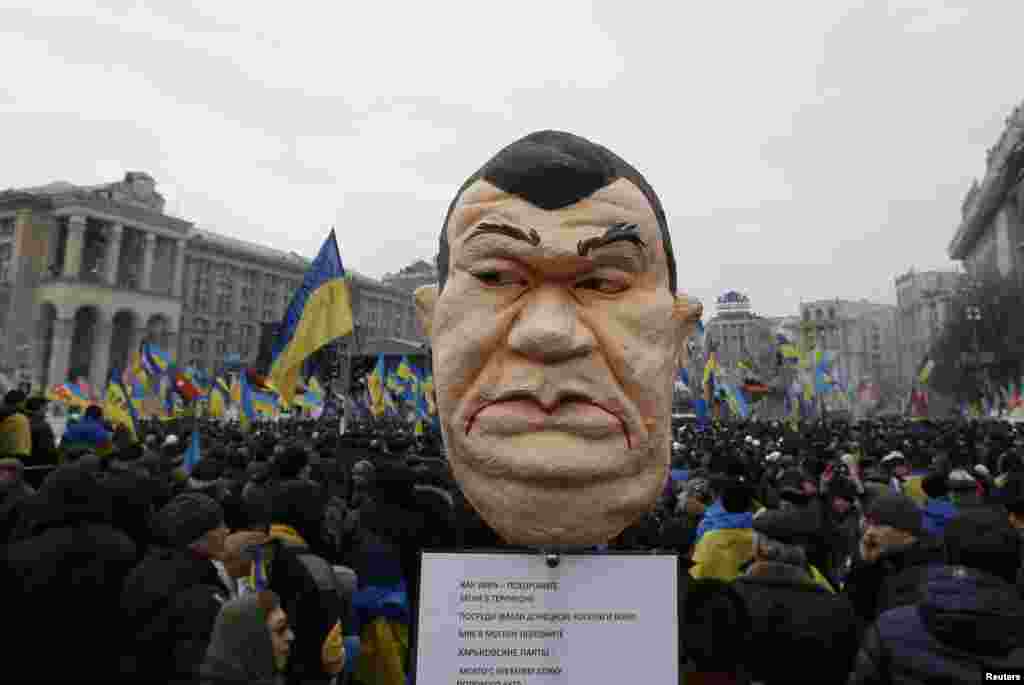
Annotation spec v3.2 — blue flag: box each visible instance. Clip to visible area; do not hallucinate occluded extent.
[183,428,201,475]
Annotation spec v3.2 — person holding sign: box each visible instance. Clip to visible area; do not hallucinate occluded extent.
[415,130,703,547]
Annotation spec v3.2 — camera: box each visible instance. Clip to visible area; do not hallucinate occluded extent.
[545,554,560,569]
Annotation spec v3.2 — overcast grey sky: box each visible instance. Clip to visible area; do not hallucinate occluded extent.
[1,1,1019,318]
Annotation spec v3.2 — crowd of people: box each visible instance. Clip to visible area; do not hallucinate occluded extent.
[2,385,1024,683]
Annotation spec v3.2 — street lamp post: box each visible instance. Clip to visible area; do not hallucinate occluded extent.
[966,304,984,404]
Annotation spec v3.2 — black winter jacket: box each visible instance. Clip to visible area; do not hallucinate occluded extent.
[843,538,944,626]
[849,566,1024,684]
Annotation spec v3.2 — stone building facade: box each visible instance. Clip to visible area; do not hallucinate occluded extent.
[948,102,1024,283]
[381,259,438,294]
[893,269,963,388]
[798,298,899,389]
[0,172,424,391]
[704,291,775,372]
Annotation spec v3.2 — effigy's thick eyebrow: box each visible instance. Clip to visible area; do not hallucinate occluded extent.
[577,222,646,256]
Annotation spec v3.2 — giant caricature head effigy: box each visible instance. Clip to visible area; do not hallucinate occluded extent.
[415,130,702,547]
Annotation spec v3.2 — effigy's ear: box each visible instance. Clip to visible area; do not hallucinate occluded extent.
[414,285,439,340]
[672,294,703,366]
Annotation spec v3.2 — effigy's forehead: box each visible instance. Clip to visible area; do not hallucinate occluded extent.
[448,178,658,236]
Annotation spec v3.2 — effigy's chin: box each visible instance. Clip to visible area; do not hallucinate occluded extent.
[447,431,669,547]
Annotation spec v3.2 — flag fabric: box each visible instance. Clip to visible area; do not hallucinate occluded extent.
[183,429,202,475]
[239,372,255,431]
[175,369,203,402]
[918,358,935,385]
[270,229,354,407]
[142,343,171,377]
[104,380,137,441]
[679,368,690,387]
[396,357,417,384]
[368,355,385,417]
[209,385,226,418]
[74,378,95,402]
[230,377,242,404]
[703,352,718,387]
[252,390,278,417]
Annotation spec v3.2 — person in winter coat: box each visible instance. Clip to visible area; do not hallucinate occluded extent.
[0,456,33,542]
[200,591,295,685]
[843,493,944,625]
[0,390,31,459]
[119,492,232,683]
[260,479,347,685]
[920,471,957,538]
[733,509,861,684]
[679,578,753,684]
[690,480,755,581]
[1,466,136,679]
[849,507,1024,684]
[61,404,113,455]
[24,397,56,466]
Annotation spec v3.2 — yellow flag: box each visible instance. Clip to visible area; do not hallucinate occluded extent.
[210,388,225,418]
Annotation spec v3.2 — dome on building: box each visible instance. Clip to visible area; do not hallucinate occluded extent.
[717,290,750,305]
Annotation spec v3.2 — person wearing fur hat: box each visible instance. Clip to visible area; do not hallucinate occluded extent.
[119,492,232,682]
[849,508,1024,684]
[843,493,943,625]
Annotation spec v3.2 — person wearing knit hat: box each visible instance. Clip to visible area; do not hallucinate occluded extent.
[850,507,1024,684]
[120,492,235,681]
[154,492,229,557]
[844,492,943,623]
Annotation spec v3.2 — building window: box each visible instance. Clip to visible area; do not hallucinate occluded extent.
[190,338,205,354]
[0,218,14,237]
[263,309,274,322]
[803,310,810,322]
[828,307,836,319]
[0,243,11,283]
[216,341,227,355]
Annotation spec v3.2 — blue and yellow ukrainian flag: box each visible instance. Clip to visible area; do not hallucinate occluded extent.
[142,342,171,377]
[270,229,353,407]
[252,390,278,417]
[239,372,255,431]
[368,354,385,417]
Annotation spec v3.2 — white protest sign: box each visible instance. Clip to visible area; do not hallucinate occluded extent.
[416,552,678,684]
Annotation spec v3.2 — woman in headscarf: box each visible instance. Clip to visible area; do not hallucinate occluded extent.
[200,591,294,685]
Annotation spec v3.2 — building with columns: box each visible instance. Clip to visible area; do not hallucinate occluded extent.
[703,291,776,373]
[0,172,425,393]
[798,298,899,390]
[894,269,963,387]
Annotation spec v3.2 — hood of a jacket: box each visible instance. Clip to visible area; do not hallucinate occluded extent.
[200,594,277,685]
[919,566,1024,655]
